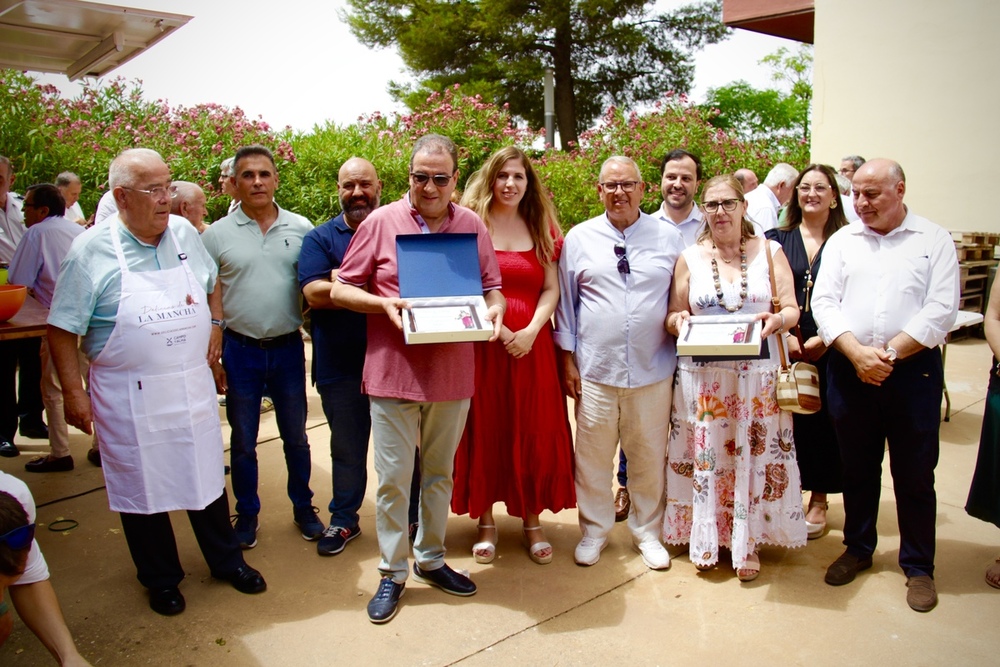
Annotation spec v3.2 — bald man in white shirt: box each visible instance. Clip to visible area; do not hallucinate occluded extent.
[812,158,958,613]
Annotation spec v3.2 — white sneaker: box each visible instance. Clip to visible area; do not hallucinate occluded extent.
[574,536,607,566]
[634,539,671,570]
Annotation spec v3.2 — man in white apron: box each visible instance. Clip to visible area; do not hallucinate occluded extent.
[46,149,266,616]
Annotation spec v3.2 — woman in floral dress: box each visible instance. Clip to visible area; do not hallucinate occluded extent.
[663,174,807,581]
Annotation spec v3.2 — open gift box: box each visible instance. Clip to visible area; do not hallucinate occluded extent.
[397,233,493,345]
[676,314,765,358]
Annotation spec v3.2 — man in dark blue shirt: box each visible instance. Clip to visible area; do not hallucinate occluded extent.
[299,157,419,557]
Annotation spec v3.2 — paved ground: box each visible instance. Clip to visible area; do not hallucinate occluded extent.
[1,337,998,666]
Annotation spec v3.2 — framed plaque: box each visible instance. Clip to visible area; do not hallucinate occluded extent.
[676,314,764,358]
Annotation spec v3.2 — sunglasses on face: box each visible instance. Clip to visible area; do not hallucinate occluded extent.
[0,523,35,550]
[410,172,453,187]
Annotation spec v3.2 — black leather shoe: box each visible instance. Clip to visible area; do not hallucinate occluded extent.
[367,577,405,624]
[216,564,267,594]
[25,455,74,473]
[18,420,48,440]
[149,587,185,616]
[825,551,873,586]
[0,440,19,458]
[86,448,102,467]
[412,563,477,596]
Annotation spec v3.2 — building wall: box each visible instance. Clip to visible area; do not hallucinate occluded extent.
[811,0,999,231]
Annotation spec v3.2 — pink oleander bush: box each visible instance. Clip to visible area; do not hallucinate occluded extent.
[1,70,808,228]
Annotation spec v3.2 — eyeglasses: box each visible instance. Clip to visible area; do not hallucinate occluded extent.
[410,172,453,187]
[614,242,630,275]
[122,185,177,200]
[702,198,741,213]
[797,184,831,195]
[0,523,35,550]
[600,181,638,193]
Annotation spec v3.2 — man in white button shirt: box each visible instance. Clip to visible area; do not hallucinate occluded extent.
[655,149,703,246]
[555,156,684,570]
[744,162,797,232]
[811,158,959,613]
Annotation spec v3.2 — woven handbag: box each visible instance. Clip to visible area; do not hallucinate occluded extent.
[764,241,822,415]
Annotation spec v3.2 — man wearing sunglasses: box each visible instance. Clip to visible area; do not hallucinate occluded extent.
[555,156,684,571]
[332,134,505,624]
[1,474,89,663]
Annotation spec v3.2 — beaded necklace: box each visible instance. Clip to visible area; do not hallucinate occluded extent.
[711,237,747,312]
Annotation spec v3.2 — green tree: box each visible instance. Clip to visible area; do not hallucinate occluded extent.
[760,43,813,143]
[704,44,812,145]
[701,81,799,141]
[341,0,730,149]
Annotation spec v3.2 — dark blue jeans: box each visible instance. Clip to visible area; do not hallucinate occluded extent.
[317,378,371,528]
[617,449,628,487]
[317,378,422,527]
[223,331,313,517]
[827,348,942,578]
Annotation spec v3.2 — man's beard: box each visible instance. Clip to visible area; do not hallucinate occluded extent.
[343,196,377,224]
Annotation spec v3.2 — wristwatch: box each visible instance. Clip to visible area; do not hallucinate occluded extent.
[885,345,898,362]
[211,318,227,330]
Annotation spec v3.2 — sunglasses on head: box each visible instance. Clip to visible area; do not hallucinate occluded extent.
[0,523,35,551]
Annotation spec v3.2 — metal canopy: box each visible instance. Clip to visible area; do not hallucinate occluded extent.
[0,0,190,81]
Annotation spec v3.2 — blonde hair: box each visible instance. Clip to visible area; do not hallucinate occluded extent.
[696,174,757,243]
[461,146,561,264]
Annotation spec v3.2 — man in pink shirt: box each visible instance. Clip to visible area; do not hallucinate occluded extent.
[332,134,505,624]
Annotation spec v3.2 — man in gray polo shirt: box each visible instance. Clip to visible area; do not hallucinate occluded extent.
[202,145,322,549]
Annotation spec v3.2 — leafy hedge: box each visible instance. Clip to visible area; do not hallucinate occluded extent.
[1,70,808,229]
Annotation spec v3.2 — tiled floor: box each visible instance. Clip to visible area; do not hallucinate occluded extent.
[2,337,998,665]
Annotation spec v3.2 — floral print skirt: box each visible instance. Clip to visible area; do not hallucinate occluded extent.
[663,360,807,569]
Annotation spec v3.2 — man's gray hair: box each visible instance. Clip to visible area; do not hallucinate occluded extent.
[0,156,12,178]
[108,148,164,189]
[842,155,866,171]
[763,163,798,188]
[411,134,458,173]
[219,157,235,177]
[170,181,202,206]
[834,173,852,195]
[600,155,641,179]
[55,171,80,187]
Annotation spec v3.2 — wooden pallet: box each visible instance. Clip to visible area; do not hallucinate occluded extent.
[953,231,1000,246]
[955,244,993,261]
[959,259,997,276]
[960,293,984,312]
[961,273,988,292]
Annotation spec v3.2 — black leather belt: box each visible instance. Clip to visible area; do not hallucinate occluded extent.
[225,329,300,349]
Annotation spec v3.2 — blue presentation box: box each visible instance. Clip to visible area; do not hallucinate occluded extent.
[396,233,492,344]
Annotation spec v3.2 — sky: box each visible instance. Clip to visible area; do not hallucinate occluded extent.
[37,0,800,133]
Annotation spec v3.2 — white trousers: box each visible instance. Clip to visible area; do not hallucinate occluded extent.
[574,378,671,544]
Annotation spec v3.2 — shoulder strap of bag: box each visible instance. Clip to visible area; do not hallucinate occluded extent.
[764,239,790,372]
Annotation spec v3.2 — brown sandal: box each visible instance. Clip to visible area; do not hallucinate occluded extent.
[986,557,1000,589]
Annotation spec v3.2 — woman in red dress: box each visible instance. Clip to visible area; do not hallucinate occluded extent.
[451,146,576,564]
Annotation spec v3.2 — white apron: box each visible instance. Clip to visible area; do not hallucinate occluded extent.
[90,220,223,514]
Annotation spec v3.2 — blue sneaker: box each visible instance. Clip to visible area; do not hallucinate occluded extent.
[317,524,361,556]
[233,514,259,549]
[293,506,325,541]
[367,577,405,624]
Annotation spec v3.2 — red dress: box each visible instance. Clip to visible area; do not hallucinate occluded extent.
[451,248,576,519]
